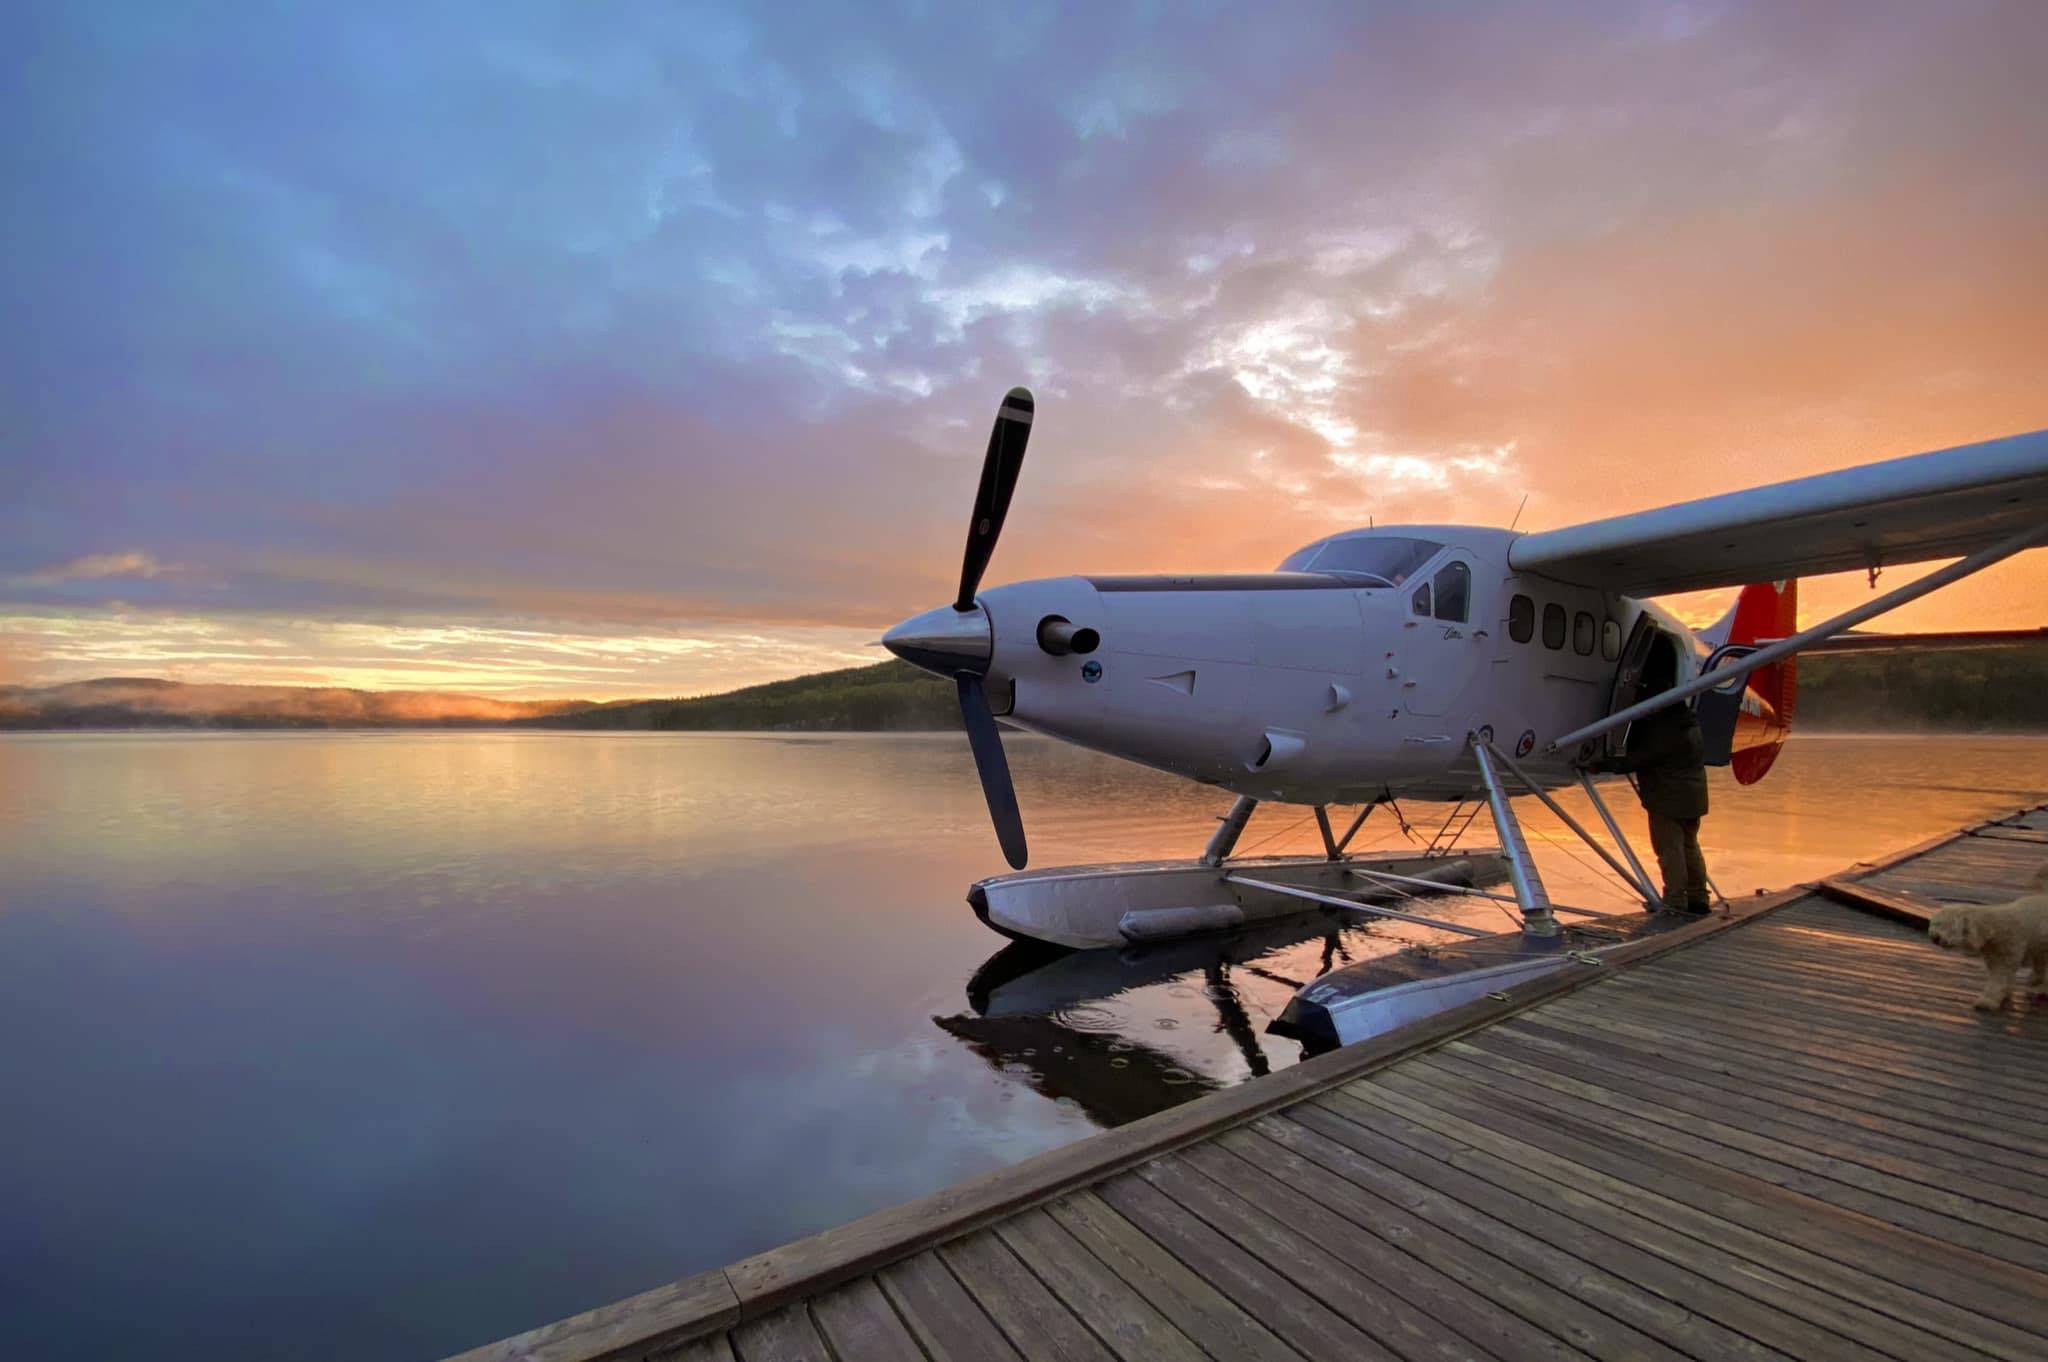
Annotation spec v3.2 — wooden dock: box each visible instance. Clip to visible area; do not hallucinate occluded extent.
[453,806,2048,1362]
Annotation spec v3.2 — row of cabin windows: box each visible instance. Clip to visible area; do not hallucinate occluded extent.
[1508,593,1620,659]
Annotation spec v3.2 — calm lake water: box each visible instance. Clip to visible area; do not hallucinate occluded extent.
[1,731,2042,1360]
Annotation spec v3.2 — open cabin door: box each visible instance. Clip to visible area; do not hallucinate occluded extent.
[1602,615,1684,762]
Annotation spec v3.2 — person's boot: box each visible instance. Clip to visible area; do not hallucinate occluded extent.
[1682,895,1712,915]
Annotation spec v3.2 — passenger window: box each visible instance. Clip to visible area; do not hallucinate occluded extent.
[1411,582,1431,616]
[1601,619,1621,660]
[1432,561,1469,622]
[1541,603,1566,650]
[1509,594,1534,643]
[1573,611,1595,656]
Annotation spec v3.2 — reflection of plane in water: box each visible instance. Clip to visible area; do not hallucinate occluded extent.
[962,910,1362,1020]
[938,911,1364,1126]
[932,1013,1221,1129]
[937,902,1700,1122]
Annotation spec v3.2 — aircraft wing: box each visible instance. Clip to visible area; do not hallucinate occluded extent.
[1508,429,2048,596]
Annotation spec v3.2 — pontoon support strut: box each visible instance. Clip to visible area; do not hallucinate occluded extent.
[1483,740,1664,908]
[1470,737,1560,937]
[1314,806,1339,859]
[1578,769,1664,907]
[1202,795,1259,866]
[1335,803,1375,854]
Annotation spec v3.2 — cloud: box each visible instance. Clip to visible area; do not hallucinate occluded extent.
[23,552,180,584]
[1,0,2044,690]
[0,608,879,699]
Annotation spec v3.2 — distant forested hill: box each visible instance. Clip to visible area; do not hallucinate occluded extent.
[0,677,589,729]
[525,660,959,731]
[1795,645,2048,731]
[8,646,2043,732]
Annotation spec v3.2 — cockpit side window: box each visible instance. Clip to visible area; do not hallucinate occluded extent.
[1431,561,1470,622]
[1411,582,1432,616]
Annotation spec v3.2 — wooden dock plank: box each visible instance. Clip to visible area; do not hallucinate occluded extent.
[1353,1061,2048,1342]
[937,1230,1116,1362]
[993,1208,1211,1362]
[1212,1124,1725,1362]
[1556,991,2048,1130]
[651,1334,735,1362]
[1295,1091,1895,1362]
[808,1277,929,1362]
[1815,877,1940,925]
[1589,960,2048,1049]
[1433,1036,2048,1235]
[1127,1155,1496,1362]
[446,803,2048,1362]
[1333,1078,1978,1362]
[1091,1171,1404,1362]
[1172,1139,1608,1362]
[1507,999,2048,1138]
[1490,1016,2048,1194]
[874,1252,1024,1362]
[1573,978,2048,1114]
[727,1305,832,1362]
[1553,992,2048,1140]
[1409,1051,2048,1355]
[1393,1049,2048,1271]
[1040,1191,1299,1362]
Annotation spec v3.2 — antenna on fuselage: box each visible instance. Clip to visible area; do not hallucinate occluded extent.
[1509,493,1529,532]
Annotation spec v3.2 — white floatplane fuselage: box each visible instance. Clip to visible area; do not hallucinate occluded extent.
[889,525,1760,807]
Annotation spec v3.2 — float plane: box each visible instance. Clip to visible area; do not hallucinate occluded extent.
[884,390,2048,1042]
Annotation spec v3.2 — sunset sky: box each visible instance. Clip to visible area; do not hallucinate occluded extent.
[5,1,2045,698]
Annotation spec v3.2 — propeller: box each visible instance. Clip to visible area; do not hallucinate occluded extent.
[879,388,1033,868]
[958,674,1027,868]
[882,388,1037,866]
[957,388,1034,612]
[955,388,1034,867]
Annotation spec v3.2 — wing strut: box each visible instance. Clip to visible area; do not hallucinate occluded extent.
[1549,517,2048,755]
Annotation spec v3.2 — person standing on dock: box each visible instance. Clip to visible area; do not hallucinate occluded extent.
[1585,644,1712,913]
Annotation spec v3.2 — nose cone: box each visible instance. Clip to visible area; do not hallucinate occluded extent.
[883,603,993,677]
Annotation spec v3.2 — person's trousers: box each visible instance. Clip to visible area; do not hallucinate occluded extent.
[1646,811,1710,911]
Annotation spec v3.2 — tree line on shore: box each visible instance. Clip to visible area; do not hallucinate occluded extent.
[7,647,2043,732]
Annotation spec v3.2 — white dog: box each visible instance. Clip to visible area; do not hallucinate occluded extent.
[1927,861,2048,1011]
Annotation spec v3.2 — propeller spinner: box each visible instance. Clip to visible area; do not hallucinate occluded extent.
[883,387,1035,868]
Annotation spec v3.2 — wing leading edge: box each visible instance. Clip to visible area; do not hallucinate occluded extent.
[1509,429,2048,597]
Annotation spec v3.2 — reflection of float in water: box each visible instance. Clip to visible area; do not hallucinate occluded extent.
[939,909,1392,1126]
[938,889,1709,1128]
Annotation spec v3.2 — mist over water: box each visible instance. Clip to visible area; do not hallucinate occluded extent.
[1,731,2041,1360]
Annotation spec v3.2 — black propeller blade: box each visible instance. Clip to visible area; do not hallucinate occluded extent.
[955,387,1034,613]
[957,674,1027,869]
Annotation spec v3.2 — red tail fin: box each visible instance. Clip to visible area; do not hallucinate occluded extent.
[1723,580,1797,784]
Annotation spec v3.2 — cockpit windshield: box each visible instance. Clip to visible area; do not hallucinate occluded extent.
[1275,535,1444,586]
[1275,542,1326,572]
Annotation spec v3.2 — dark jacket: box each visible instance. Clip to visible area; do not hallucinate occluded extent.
[1609,705,1709,820]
